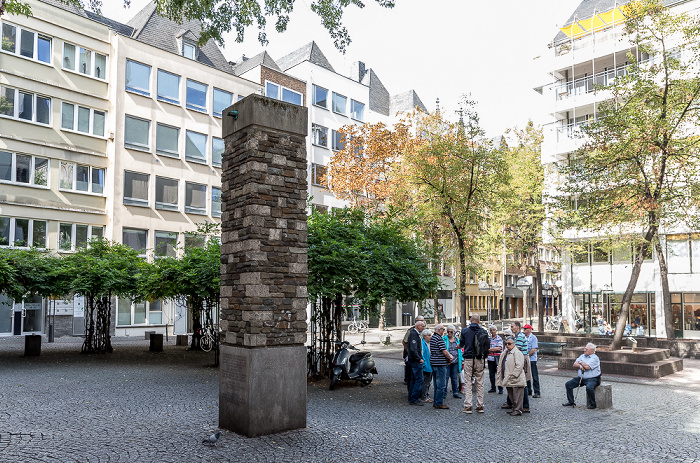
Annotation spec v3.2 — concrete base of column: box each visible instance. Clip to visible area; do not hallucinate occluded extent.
[219,344,307,437]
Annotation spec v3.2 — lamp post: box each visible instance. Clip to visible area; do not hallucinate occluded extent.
[516,278,533,326]
[601,283,614,330]
[552,287,559,316]
[478,281,501,326]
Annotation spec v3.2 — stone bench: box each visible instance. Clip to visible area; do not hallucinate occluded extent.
[539,341,568,356]
[595,382,612,409]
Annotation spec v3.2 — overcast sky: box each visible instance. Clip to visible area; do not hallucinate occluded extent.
[101,0,581,137]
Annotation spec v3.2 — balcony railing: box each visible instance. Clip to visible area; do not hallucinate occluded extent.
[555,64,629,101]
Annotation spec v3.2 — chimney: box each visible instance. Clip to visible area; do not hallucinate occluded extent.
[352,61,367,82]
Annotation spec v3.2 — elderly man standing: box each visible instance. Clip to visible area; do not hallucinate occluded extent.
[563,342,601,409]
[403,316,425,386]
[407,320,426,405]
[430,324,454,409]
[523,324,540,398]
[459,314,488,414]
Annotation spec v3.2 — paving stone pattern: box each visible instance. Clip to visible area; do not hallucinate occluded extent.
[0,337,699,462]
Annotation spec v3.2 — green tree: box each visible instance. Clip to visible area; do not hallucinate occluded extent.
[551,0,700,347]
[2,0,394,52]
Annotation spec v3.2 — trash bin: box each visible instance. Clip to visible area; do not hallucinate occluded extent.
[402,313,412,326]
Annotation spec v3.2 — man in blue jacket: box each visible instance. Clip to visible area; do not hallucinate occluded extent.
[407,320,426,405]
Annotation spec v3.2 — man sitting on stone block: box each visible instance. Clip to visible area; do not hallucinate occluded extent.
[562,342,601,409]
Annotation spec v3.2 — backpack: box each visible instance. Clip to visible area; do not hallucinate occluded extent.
[473,327,490,360]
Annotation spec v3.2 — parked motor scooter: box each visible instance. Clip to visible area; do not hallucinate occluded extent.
[329,340,378,390]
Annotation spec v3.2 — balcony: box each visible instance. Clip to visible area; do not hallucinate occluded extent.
[553,28,633,69]
[542,121,589,163]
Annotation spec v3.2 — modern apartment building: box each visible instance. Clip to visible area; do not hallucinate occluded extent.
[540,0,700,338]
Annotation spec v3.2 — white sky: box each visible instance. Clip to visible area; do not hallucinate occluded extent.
[101,0,581,137]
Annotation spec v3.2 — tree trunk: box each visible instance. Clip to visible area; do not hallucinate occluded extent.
[611,241,650,350]
[654,240,674,339]
[434,292,439,325]
[379,298,386,330]
[457,242,467,326]
[535,263,544,332]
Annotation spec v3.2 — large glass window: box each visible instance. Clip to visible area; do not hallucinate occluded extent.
[156,123,179,157]
[212,137,224,167]
[332,92,347,115]
[58,223,102,251]
[62,42,75,70]
[155,231,177,257]
[0,86,50,124]
[118,299,165,326]
[122,228,147,256]
[59,161,103,194]
[0,151,48,186]
[213,88,232,117]
[123,171,149,207]
[157,70,180,104]
[312,85,328,108]
[312,163,327,187]
[124,115,150,150]
[155,176,179,211]
[312,124,328,147]
[2,23,51,64]
[351,100,365,121]
[282,88,302,106]
[185,182,207,214]
[185,130,207,163]
[265,81,301,106]
[125,59,150,95]
[186,79,207,112]
[62,42,106,79]
[212,187,222,218]
[60,102,106,136]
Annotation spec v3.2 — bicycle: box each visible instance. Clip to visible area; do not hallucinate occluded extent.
[200,325,219,352]
[347,317,369,334]
[545,314,562,331]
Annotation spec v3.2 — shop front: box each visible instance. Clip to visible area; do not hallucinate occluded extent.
[0,294,43,336]
[671,293,700,339]
[573,292,656,336]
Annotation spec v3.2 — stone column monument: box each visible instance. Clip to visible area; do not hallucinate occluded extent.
[219,95,308,437]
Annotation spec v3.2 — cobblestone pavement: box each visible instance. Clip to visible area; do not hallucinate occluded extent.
[1,336,699,462]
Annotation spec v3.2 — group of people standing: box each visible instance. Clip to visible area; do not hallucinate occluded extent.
[404,316,542,417]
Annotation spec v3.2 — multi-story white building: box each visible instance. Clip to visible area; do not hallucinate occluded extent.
[540,0,700,339]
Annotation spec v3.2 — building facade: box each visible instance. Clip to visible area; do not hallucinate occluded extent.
[540,0,700,338]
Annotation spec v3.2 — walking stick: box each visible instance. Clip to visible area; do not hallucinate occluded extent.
[573,369,584,406]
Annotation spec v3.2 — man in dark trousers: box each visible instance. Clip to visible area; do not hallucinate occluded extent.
[403,315,425,386]
[407,320,426,405]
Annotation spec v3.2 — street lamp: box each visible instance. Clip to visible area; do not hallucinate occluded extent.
[478,280,500,325]
[542,282,551,318]
[516,278,533,325]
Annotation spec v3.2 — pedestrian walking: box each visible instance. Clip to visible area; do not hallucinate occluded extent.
[497,338,527,416]
[421,330,433,403]
[443,325,463,399]
[403,315,425,386]
[523,324,540,398]
[430,324,453,409]
[487,325,503,394]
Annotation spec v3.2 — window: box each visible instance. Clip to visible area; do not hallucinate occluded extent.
[265,81,302,106]
[351,100,364,121]
[0,86,50,124]
[118,299,167,326]
[186,79,207,112]
[58,223,103,251]
[667,235,690,273]
[156,70,180,104]
[332,92,347,115]
[155,231,178,257]
[61,102,106,136]
[0,217,46,248]
[2,23,51,64]
[125,59,150,96]
[123,171,149,207]
[155,176,179,211]
[311,163,327,187]
[122,228,147,256]
[312,124,328,147]
[212,187,222,218]
[59,161,103,194]
[331,130,345,151]
[156,123,179,157]
[592,243,609,263]
[185,130,207,163]
[184,233,205,250]
[212,137,224,167]
[0,151,48,186]
[61,42,106,79]
[185,182,207,214]
[183,42,196,60]
[124,115,150,151]
[312,85,328,108]
[213,88,232,117]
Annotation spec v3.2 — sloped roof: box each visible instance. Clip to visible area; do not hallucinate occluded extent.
[232,51,281,76]
[390,90,427,115]
[39,0,134,35]
[367,69,390,116]
[276,41,335,73]
[126,1,234,74]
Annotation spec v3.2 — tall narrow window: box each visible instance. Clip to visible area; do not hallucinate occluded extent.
[213,88,232,117]
[156,123,179,157]
[351,100,365,121]
[212,137,224,167]
[124,115,150,150]
[212,187,222,218]
[332,92,347,115]
[186,79,207,112]
[185,130,206,163]
[312,85,328,108]
[312,124,328,147]
[185,182,207,214]
[62,42,75,70]
[157,70,180,104]
[2,23,16,53]
[155,176,179,211]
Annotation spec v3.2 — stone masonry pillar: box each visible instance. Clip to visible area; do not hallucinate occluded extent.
[219,95,308,437]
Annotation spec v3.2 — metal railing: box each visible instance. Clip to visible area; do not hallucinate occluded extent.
[555,64,629,100]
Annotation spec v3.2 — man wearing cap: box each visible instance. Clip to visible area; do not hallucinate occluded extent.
[523,324,540,398]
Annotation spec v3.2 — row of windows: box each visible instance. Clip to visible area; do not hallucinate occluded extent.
[123,171,221,217]
[312,123,345,151]
[312,84,364,121]
[0,152,104,195]
[122,228,208,258]
[0,216,104,250]
[265,81,302,106]
[2,22,108,80]
[124,115,224,166]
[126,60,238,116]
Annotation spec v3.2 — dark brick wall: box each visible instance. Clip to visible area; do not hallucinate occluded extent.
[261,65,307,107]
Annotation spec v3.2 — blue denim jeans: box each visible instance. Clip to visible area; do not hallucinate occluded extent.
[446,362,460,395]
[565,375,601,406]
[432,365,447,405]
[407,361,424,403]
